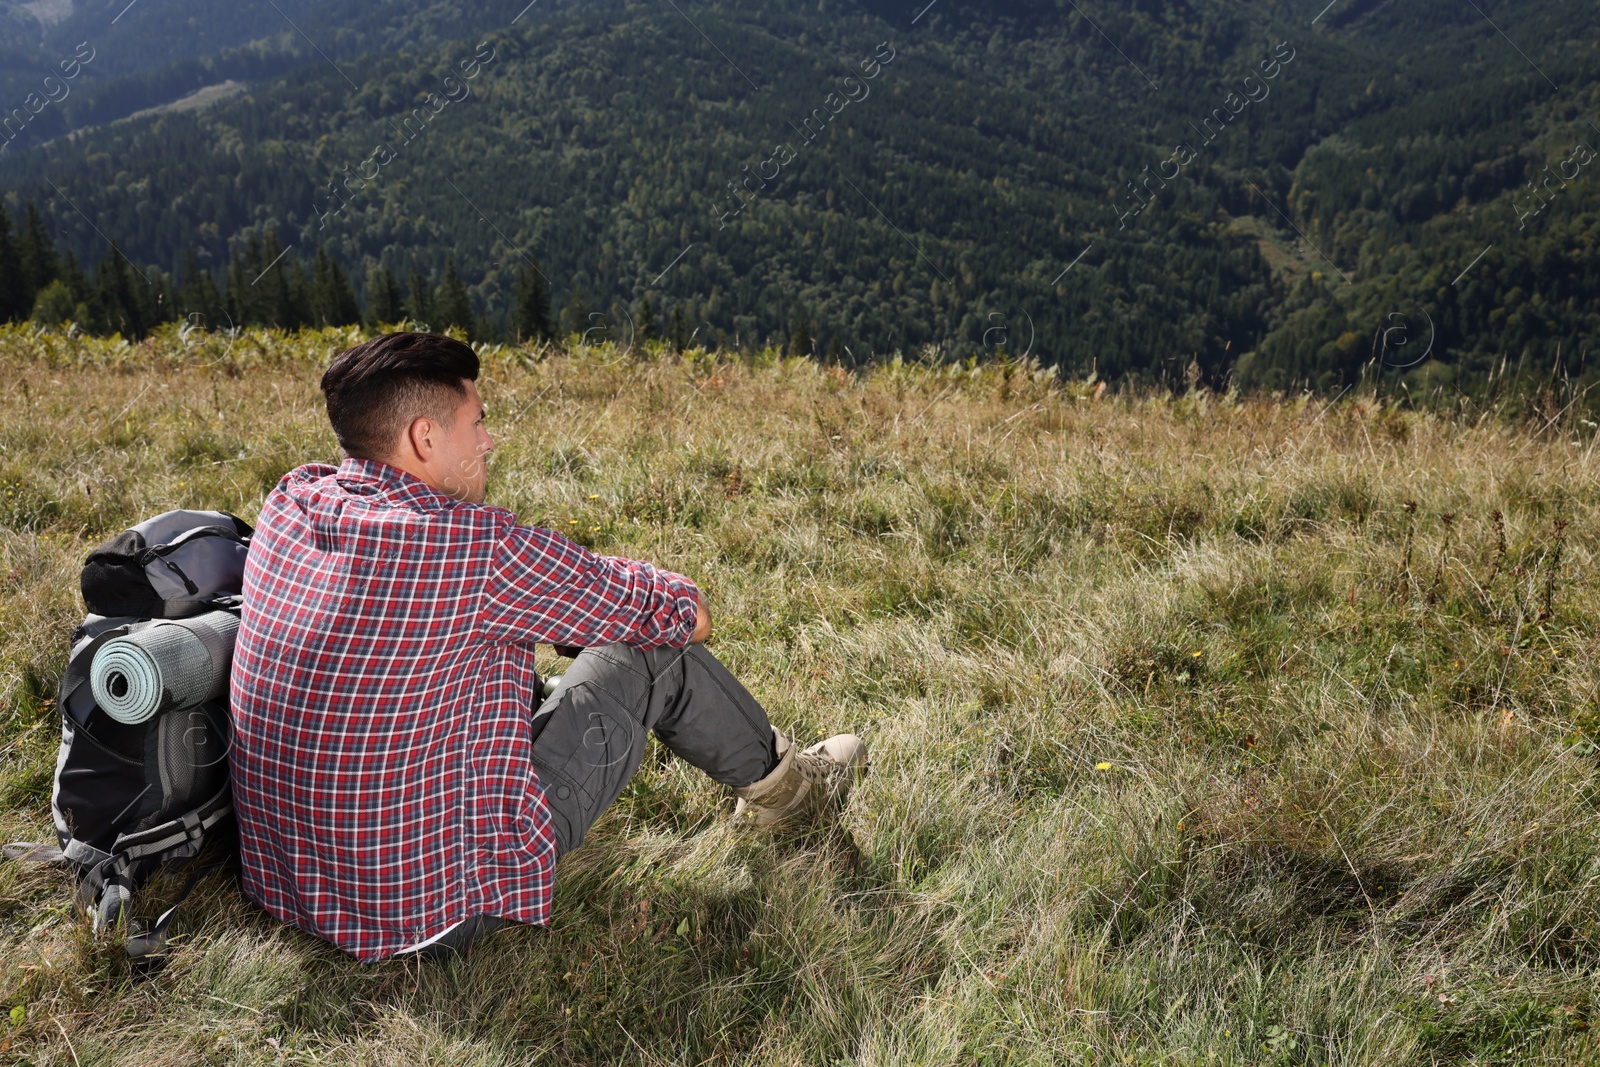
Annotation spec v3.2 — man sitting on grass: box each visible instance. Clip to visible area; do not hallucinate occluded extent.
[228,331,867,962]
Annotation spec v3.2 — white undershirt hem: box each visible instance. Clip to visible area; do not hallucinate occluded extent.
[393,918,464,955]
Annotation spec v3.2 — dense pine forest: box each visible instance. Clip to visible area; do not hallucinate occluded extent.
[0,0,1596,401]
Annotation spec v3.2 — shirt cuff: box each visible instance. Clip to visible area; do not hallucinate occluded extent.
[658,570,701,647]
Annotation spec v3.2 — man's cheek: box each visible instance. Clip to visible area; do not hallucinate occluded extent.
[455,450,487,490]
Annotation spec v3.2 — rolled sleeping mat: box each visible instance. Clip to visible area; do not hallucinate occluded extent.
[89,611,240,725]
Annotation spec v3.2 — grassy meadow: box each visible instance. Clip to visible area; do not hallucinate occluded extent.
[3,323,1600,1065]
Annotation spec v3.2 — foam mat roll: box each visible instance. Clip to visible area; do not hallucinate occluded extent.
[89,611,240,725]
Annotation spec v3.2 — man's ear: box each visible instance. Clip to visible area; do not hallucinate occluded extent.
[404,415,435,461]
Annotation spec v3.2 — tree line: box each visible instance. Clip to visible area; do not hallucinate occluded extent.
[0,202,764,353]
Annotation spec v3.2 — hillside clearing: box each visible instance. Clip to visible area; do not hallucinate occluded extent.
[2,325,1599,1065]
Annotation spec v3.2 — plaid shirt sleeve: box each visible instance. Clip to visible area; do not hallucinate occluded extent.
[477,518,701,649]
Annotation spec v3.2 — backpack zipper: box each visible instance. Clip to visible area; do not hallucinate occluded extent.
[136,527,246,598]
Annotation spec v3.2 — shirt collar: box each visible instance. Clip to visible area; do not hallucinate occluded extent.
[334,456,462,512]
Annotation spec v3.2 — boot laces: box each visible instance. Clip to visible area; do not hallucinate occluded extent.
[794,748,841,791]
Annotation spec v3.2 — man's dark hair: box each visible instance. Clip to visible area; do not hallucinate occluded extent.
[320,332,480,461]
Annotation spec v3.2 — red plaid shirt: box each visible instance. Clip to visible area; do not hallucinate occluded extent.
[229,457,700,961]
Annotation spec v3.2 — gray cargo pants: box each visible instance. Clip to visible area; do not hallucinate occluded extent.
[417,641,778,958]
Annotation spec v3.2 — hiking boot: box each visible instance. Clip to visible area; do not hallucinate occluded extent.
[732,726,868,828]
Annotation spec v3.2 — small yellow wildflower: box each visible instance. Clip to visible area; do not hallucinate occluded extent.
[1095,761,1112,771]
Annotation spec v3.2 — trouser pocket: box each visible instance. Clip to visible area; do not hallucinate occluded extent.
[530,680,645,856]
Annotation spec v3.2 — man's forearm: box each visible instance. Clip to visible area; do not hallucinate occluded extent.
[551,587,707,655]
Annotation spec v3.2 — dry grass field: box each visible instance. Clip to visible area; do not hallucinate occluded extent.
[2,323,1600,1065]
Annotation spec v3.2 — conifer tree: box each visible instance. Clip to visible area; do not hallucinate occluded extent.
[309,247,336,325]
[331,255,360,325]
[437,256,474,339]
[787,313,813,358]
[367,263,404,326]
[222,240,245,326]
[146,270,174,329]
[562,288,590,339]
[0,212,28,323]
[261,230,305,329]
[406,271,435,328]
[670,304,689,353]
[91,242,144,338]
[636,295,657,342]
[59,249,91,317]
[310,245,361,326]
[226,228,303,329]
[511,261,552,342]
[287,260,312,330]
[226,232,269,326]
[16,203,57,301]
[178,248,225,328]
[195,270,225,328]
[178,248,204,318]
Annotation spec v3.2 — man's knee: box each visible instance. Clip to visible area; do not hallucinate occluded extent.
[551,643,695,715]
[589,641,695,679]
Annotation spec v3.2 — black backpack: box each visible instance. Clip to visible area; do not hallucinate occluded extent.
[5,510,251,964]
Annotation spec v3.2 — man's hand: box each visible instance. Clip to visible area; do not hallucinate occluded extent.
[690,593,712,643]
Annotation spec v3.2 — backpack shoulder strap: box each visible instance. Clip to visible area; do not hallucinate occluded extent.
[76,782,233,956]
[123,857,225,967]
[3,841,65,862]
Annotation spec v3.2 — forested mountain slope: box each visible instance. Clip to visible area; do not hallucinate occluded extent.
[0,0,567,136]
[0,0,1595,392]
